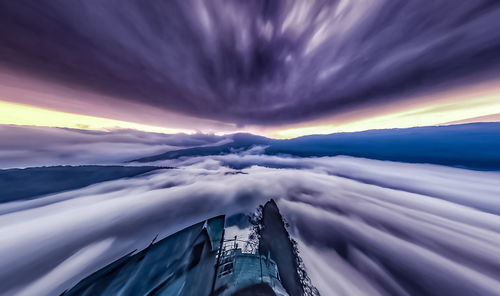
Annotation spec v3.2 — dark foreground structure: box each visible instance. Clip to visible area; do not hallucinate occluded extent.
[62,201,305,295]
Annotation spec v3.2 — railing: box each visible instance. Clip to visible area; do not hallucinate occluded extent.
[217,236,273,282]
[211,234,284,295]
[220,236,259,255]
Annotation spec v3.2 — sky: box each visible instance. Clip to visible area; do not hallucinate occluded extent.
[1,1,500,138]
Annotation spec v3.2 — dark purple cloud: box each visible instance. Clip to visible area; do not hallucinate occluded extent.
[1,1,500,125]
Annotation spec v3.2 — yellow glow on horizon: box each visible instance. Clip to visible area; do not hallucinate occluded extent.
[0,100,191,134]
[1,81,500,139]
[266,89,500,139]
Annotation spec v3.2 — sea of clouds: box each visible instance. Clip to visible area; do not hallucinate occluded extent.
[1,150,500,295]
[0,125,228,168]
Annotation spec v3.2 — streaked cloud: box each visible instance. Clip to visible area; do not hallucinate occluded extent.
[0,125,226,168]
[267,81,500,138]
[1,153,499,295]
[1,1,500,127]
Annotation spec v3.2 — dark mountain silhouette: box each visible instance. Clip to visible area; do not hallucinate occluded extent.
[131,122,500,170]
[0,165,166,203]
[132,133,272,163]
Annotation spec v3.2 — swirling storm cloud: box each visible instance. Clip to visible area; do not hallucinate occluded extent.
[1,1,500,125]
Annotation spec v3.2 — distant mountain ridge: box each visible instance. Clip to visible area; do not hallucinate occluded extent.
[132,122,500,170]
[131,133,272,163]
[0,165,166,203]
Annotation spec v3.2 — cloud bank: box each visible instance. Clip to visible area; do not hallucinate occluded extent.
[0,125,226,168]
[1,153,499,295]
[1,1,500,125]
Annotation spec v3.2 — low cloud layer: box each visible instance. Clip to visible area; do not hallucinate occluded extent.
[1,1,500,125]
[0,125,226,168]
[1,153,499,295]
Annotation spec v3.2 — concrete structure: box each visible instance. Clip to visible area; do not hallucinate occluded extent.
[62,216,225,296]
[62,215,290,296]
[214,240,289,296]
